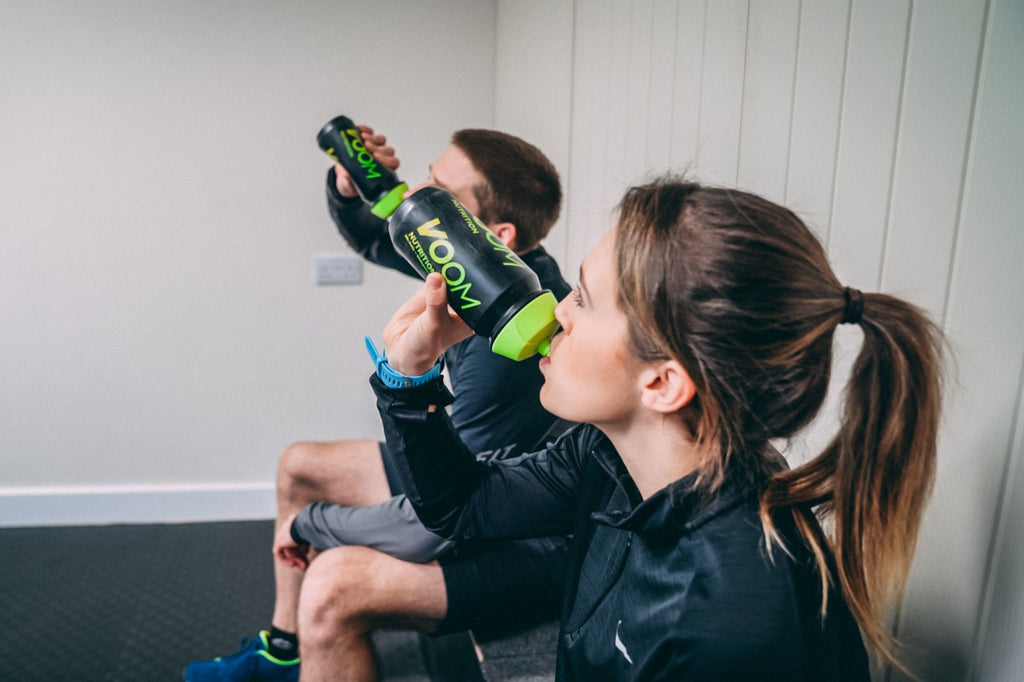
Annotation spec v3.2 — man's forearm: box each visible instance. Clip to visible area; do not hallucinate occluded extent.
[326,167,418,276]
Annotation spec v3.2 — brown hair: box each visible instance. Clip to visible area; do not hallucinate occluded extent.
[614,176,945,671]
[451,129,561,253]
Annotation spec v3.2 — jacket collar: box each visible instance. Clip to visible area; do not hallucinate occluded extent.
[588,433,761,535]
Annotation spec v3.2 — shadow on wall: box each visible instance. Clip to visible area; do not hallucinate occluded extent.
[895,625,970,682]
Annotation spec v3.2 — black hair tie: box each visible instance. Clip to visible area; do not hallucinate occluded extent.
[841,287,864,325]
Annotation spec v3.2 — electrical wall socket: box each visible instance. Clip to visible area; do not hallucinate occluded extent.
[314,255,362,285]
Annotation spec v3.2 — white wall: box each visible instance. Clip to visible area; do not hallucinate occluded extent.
[493,0,575,265]
[515,1,1021,681]
[0,0,497,522]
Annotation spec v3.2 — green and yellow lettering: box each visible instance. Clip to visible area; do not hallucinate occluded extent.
[416,218,446,239]
[449,281,481,309]
[485,230,524,268]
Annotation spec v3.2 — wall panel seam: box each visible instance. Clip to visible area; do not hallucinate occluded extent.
[961,6,1001,676]
[783,0,805,204]
[969,344,1024,681]
[735,0,752,185]
[696,0,710,169]
[825,0,855,249]
[564,0,580,263]
[877,0,914,292]
[668,0,680,174]
[941,0,990,332]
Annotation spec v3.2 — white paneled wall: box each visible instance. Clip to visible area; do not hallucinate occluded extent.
[498,0,1021,680]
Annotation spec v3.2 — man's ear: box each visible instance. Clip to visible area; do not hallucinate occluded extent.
[490,222,518,252]
[639,360,698,414]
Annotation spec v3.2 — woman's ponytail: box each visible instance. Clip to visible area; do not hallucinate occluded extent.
[763,292,945,669]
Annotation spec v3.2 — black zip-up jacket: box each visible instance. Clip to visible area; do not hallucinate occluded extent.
[373,376,871,681]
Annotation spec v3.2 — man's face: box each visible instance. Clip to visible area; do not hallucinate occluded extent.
[404,144,483,216]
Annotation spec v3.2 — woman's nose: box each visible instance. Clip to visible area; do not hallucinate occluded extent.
[553,295,572,332]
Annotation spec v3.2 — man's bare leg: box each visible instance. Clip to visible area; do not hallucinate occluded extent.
[296,545,448,682]
[271,440,394,632]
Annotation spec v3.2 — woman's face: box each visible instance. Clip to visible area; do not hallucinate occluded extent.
[539,230,648,428]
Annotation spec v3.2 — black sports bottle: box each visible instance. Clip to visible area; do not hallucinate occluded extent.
[317,115,408,219]
[316,116,558,360]
[388,186,559,361]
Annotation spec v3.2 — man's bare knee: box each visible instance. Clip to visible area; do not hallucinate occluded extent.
[297,546,447,643]
[297,547,392,645]
[276,441,323,512]
[277,441,316,498]
[276,440,390,511]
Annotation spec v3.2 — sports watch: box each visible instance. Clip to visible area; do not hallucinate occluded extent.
[365,336,442,389]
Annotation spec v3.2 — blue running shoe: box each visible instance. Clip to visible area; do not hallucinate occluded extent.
[184,631,300,681]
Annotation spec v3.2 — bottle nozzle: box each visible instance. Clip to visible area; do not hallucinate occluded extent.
[371,182,409,218]
[491,291,559,361]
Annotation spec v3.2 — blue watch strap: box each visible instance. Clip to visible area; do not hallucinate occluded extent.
[365,336,442,389]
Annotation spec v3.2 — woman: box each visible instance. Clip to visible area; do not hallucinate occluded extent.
[371,177,944,679]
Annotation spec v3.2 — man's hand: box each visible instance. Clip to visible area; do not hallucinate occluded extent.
[334,124,401,198]
[273,512,311,571]
[382,273,473,376]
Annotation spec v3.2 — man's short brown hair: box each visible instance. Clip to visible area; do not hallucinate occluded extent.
[451,129,561,253]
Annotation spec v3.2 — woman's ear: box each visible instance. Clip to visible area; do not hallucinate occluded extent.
[489,222,518,252]
[639,360,697,413]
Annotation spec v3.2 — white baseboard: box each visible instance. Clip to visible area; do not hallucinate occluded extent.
[0,483,276,527]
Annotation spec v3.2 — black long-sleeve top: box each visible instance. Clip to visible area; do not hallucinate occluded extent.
[373,375,871,681]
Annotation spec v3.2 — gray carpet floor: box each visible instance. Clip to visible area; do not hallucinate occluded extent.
[0,520,433,682]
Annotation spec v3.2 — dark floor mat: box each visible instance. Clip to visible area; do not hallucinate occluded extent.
[0,521,429,682]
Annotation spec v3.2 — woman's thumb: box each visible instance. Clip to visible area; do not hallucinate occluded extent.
[424,273,448,311]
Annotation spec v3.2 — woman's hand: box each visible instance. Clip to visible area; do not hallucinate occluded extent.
[334,124,400,198]
[382,273,473,375]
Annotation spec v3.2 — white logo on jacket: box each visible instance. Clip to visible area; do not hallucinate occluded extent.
[615,620,633,664]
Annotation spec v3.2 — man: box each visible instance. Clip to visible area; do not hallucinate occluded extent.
[185,127,572,681]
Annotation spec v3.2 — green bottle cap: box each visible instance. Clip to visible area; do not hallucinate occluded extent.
[491,291,560,361]
[371,182,409,219]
